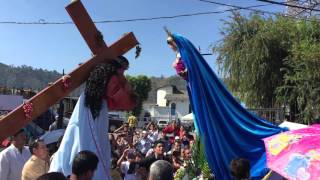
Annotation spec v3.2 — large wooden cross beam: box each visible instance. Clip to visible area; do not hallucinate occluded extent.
[0,0,138,141]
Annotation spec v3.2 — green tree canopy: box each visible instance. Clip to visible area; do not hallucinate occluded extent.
[216,12,320,124]
[126,75,152,117]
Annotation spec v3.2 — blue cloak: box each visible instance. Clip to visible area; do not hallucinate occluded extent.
[172,34,286,179]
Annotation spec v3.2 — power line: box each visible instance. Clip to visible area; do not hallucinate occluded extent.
[0,1,316,25]
[0,3,273,25]
[196,0,317,21]
[196,0,280,15]
[197,0,269,9]
[0,9,237,25]
[257,0,320,12]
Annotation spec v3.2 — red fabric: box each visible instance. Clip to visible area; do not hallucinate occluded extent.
[162,125,180,144]
[103,74,136,111]
[1,139,10,147]
[179,129,186,139]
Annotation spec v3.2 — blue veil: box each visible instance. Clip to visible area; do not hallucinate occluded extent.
[172,34,286,179]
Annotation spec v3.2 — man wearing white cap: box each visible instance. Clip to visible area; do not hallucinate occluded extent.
[135,131,152,156]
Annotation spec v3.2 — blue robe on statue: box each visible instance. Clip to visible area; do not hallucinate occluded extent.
[172,34,286,179]
[49,93,112,180]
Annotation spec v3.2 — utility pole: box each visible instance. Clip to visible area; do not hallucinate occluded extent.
[57,69,65,129]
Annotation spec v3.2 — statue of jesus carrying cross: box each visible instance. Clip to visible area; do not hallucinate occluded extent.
[0,0,139,179]
[48,1,138,180]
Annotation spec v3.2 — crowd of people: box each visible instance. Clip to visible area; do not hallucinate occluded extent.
[109,120,196,180]
[0,119,199,180]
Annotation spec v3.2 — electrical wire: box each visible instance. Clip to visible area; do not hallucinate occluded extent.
[257,0,320,12]
[196,0,318,21]
[0,1,317,25]
[0,2,274,25]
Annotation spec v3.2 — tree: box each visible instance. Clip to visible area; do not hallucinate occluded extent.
[215,12,320,124]
[126,75,152,117]
[277,23,320,123]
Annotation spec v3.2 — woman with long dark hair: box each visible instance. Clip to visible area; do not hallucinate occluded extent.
[50,56,136,180]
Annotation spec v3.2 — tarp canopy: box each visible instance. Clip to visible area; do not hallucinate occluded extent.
[279,121,308,130]
[40,129,65,145]
[181,113,194,121]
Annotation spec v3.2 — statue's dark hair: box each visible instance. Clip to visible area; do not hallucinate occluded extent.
[85,56,129,119]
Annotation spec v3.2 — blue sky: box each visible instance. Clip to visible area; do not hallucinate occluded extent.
[0,0,285,77]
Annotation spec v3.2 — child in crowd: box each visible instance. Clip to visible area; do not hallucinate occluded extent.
[230,158,250,180]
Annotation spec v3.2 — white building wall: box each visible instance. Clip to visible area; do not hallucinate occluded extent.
[176,101,190,118]
[143,86,190,122]
[157,86,173,106]
[169,100,189,119]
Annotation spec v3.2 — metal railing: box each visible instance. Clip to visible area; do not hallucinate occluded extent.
[139,108,285,126]
[248,108,285,125]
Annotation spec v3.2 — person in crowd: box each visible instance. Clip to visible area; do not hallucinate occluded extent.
[114,123,129,134]
[117,148,135,167]
[157,132,172,152]
[128,115,138,130]
[162,120,180,145]
[37,172,67,180]
[70,151,99,180]
[146,122,159,143]
[167,139,181,156]
[135,130,152,156]
[109,133,120,159]
[134,152,147,180]
[145,143,155,157]
[48,115,67,131]
[148,160,174,180]
[189,139,195,148]
[22,139,49,180]
[127,115,137,145]
[138,140,171,171]
[181,134,190,149]
[230,158,250,180]
[116,133,129,155]
[171,150,182,173]
[0,129,31,180]
[179,126,187,139]
[120,150,138,180]
[182,147,192,162]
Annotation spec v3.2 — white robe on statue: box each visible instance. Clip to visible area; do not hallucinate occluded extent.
[49,93,112,180]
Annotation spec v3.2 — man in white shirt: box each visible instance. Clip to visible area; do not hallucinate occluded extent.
[147,123,159,143]
[135,131,152,156]
[120,151,138,180]
[0,129,31,180]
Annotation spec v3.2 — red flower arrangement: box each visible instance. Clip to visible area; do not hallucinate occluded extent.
[62,75,71,91]
[22,102,33,119]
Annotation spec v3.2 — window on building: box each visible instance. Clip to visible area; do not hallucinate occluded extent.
[171,103,176,116]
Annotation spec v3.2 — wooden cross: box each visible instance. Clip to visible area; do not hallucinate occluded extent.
[0,0,139,141]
